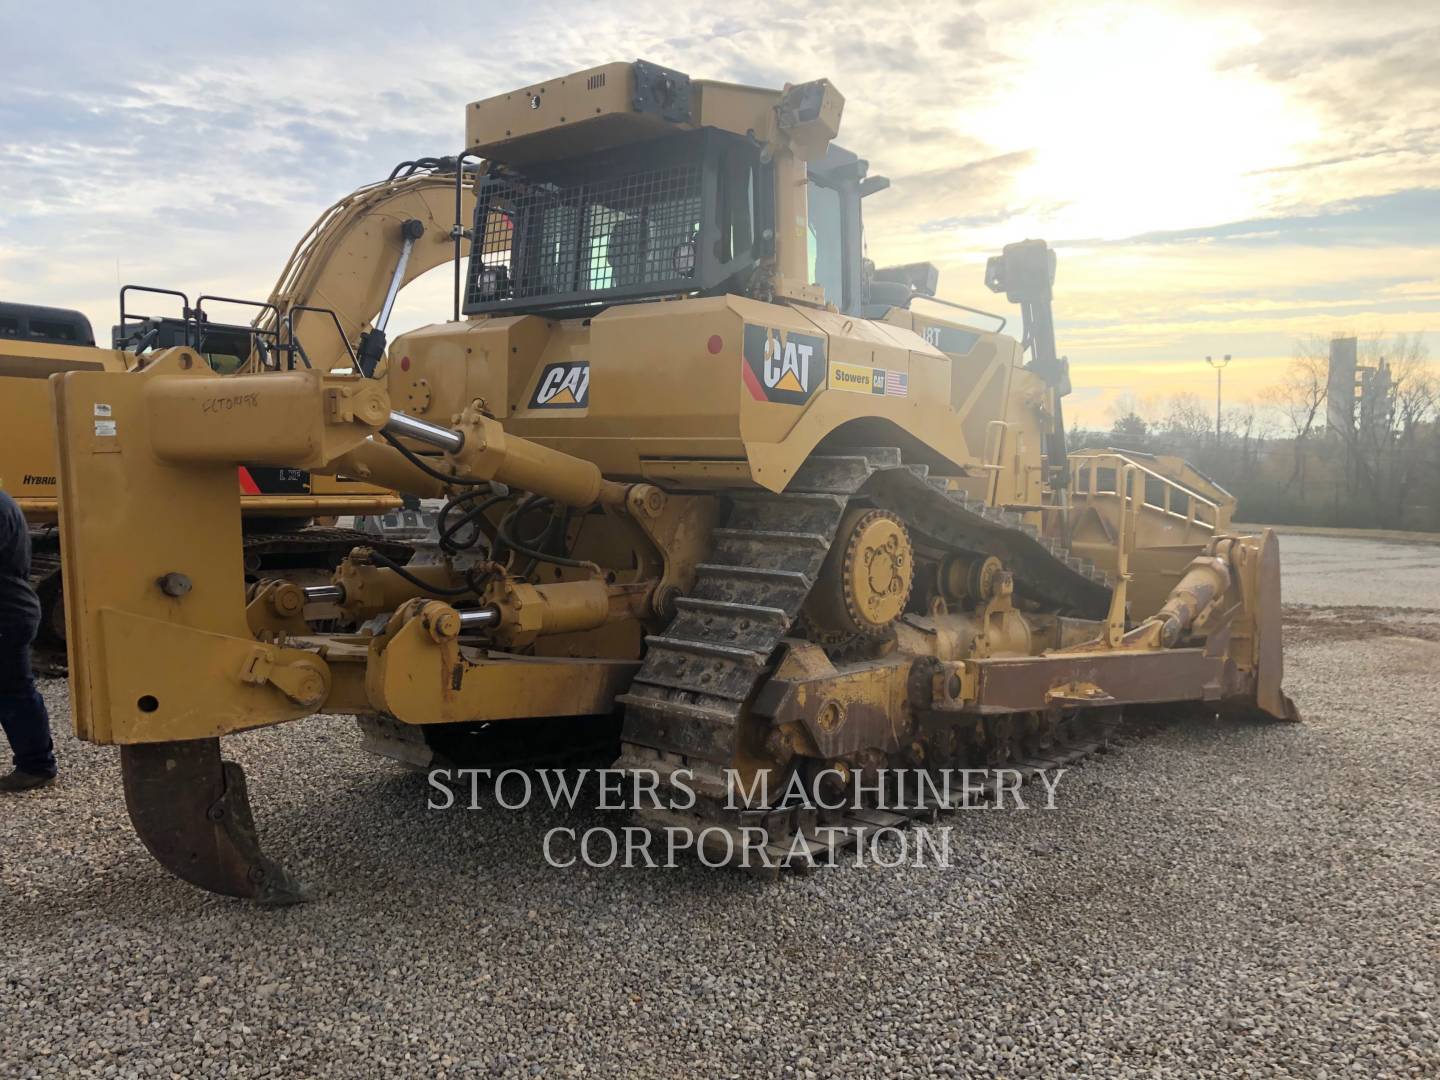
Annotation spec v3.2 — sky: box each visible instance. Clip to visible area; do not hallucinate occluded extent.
[3,0,1437,427]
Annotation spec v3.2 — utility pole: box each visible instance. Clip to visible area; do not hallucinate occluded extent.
[1205,354,1231,447]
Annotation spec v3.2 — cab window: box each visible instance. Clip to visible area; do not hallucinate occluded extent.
[807,180,845,308]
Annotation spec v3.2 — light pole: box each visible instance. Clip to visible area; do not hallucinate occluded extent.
[1205,354,1231,447]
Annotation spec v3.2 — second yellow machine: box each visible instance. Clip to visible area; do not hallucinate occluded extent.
[51,61,1296,901]
[3,161,477,654]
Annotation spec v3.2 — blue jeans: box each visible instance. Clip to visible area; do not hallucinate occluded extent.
[0,619,56,776]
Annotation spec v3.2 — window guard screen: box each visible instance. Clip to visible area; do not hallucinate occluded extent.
[463,130,764,316]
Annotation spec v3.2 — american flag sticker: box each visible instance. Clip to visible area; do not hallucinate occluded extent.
[884,370,909,397]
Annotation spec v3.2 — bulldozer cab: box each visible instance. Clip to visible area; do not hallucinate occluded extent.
[805,143,883,316]
[463,125,771,317]
[457,62,1005,389]
[463,133,888,319]
[461,62,858,317]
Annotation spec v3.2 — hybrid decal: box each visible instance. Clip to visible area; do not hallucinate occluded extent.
[530,361,590,409]
[742,325,826,405]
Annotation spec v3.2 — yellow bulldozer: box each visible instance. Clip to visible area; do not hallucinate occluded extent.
[2,161,477,657]
[48,61,1296,902]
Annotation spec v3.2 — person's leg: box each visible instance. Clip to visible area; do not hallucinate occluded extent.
[0,621,56,778]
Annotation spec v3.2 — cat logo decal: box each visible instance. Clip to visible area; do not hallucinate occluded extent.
[529,361,590,409]
[741,325,826,405]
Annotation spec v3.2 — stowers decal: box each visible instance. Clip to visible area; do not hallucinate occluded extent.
[828,362,909,398]
[529,361,590,409]
[829,361,884,395]
[742,325,826,405]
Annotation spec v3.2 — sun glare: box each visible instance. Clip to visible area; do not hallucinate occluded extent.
[970,6,1317,242]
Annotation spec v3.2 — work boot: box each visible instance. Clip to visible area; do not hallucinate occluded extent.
[0,769,56,792]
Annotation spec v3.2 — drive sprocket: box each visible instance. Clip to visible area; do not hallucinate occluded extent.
[804,507,914,637]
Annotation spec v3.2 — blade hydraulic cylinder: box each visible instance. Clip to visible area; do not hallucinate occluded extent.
[355,218,425,376]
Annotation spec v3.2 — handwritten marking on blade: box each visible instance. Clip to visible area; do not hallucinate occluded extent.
[201,393,260,414]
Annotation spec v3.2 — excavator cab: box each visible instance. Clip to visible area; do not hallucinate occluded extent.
[114,287,309,373]
[115,315,257,375]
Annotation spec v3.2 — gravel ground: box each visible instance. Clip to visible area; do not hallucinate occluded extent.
[2,534,1438,1078]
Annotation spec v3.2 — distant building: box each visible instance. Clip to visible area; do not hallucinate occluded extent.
[1327,335,1396,442]
[1358,357,1392,442]
[1326,336,1357,435]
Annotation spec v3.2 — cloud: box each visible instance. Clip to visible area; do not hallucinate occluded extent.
[940,12,991,52]
[886,150,1038,231]
[1225,25,1435,83]
[1069,188,1440,249]
[1211,15,1440,209]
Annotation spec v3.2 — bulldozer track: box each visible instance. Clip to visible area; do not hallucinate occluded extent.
[615,448,1119,869]
[237,526,413,566]
[631,710,1119,875]
[28,551,61,598]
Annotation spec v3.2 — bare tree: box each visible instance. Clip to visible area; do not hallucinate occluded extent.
[1262,338,1328,495]
[1107,393,1154,424]
[1224,403,1271,469]
[1160,392,1213,446]
[1336,332,1436,526]
[1384,333,1438,431]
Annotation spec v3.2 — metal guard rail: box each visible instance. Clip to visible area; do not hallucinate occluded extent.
[1069,451,1219,531]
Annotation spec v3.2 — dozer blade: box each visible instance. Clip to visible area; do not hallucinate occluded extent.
[120,739,307,905]
[1252,528,1300,723]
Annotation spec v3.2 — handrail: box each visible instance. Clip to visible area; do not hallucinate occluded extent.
[983,420,1009,506]
[1103,463,1143,645]
[1069,450,1219,531]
